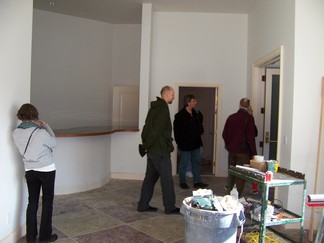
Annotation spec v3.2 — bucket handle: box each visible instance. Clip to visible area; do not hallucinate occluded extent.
[235,209,246,226]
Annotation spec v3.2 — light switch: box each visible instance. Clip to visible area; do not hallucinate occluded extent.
[283,136,288,145]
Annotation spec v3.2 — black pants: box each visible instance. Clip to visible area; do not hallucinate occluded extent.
[138,153,176,212]
[25,170,56,242]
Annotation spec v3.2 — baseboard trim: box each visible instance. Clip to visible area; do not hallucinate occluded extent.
[1,224,26,243]
[111,172,144,180]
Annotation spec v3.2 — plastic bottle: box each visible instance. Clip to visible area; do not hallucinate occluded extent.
[230,184,239,200]
[274,160,279,172]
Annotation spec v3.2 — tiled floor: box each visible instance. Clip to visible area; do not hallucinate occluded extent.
[17,176,312,243]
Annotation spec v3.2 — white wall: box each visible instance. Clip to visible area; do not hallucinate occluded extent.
[111,10,248,177]
[112,24,141,85]
[110,4,153,180]
[151,12,248,174]
[291,0,324,217]
[0,0,33,241]
[248,1,296,168]
[31,8,248,178]
[248,0,296,210]
[111,132,143,178]
[3,2,324,240]
[54,136,111,194]
[3,1,324,241]
[31,10,113,129]
[31,10,141,129]
[248,0,324,224]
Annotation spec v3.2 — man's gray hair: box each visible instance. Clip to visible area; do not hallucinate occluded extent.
[240,98,250,108]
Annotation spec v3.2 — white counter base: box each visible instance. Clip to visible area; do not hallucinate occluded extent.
[54,135,111,195]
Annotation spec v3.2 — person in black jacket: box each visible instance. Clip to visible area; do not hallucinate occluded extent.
[174,94,208,189]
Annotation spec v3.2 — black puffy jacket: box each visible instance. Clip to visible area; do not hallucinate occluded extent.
[173,107,204,151]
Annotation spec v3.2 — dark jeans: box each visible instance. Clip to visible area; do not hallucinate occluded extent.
[179,148,201,184]
[227,152,249,197]
[138,153,176,212]
[25,170,56,242]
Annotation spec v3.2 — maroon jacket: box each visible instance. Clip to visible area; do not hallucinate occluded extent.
[222,109,257,157]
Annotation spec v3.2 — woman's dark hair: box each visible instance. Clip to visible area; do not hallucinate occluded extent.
[183,94,196,107]
[17,103,39,121]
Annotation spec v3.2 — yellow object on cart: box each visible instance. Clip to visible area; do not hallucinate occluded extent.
[242,229,282,243]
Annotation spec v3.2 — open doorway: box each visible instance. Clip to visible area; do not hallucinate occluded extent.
[176,85,219,175]
[252,47,282,202]
[252,46,283,160]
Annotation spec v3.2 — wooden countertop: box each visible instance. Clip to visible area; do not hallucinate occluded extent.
[54,126,139,137]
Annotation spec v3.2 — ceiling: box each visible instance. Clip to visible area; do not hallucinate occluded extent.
[33,0,256,24]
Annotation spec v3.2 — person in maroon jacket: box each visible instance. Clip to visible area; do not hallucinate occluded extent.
[222,98,257,197]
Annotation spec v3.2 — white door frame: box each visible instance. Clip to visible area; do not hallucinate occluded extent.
[251,46,283,160]
[174,82,222,176]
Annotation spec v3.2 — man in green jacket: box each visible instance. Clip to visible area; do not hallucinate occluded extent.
[137,86,180,214]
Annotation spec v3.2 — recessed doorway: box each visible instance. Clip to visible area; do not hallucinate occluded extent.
[175,85,219,176]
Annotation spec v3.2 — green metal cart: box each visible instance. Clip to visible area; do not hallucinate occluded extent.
[228,165,306,243]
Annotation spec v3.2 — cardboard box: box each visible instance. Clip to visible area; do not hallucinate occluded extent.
[250,160,266,172]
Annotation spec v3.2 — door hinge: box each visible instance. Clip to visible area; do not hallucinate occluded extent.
[261,108,265,114]
[259,141,263,147]
[262,75,266,82]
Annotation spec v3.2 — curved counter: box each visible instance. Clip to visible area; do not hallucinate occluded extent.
[53,126,139,195]
[54,126,139,137]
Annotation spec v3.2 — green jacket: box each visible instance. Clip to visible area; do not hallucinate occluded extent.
[141,97,174,157]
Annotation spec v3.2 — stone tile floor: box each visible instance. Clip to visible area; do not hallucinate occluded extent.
[17,176,312,243]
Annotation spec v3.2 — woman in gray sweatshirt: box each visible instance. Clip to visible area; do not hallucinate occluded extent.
[12,103,57,243]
